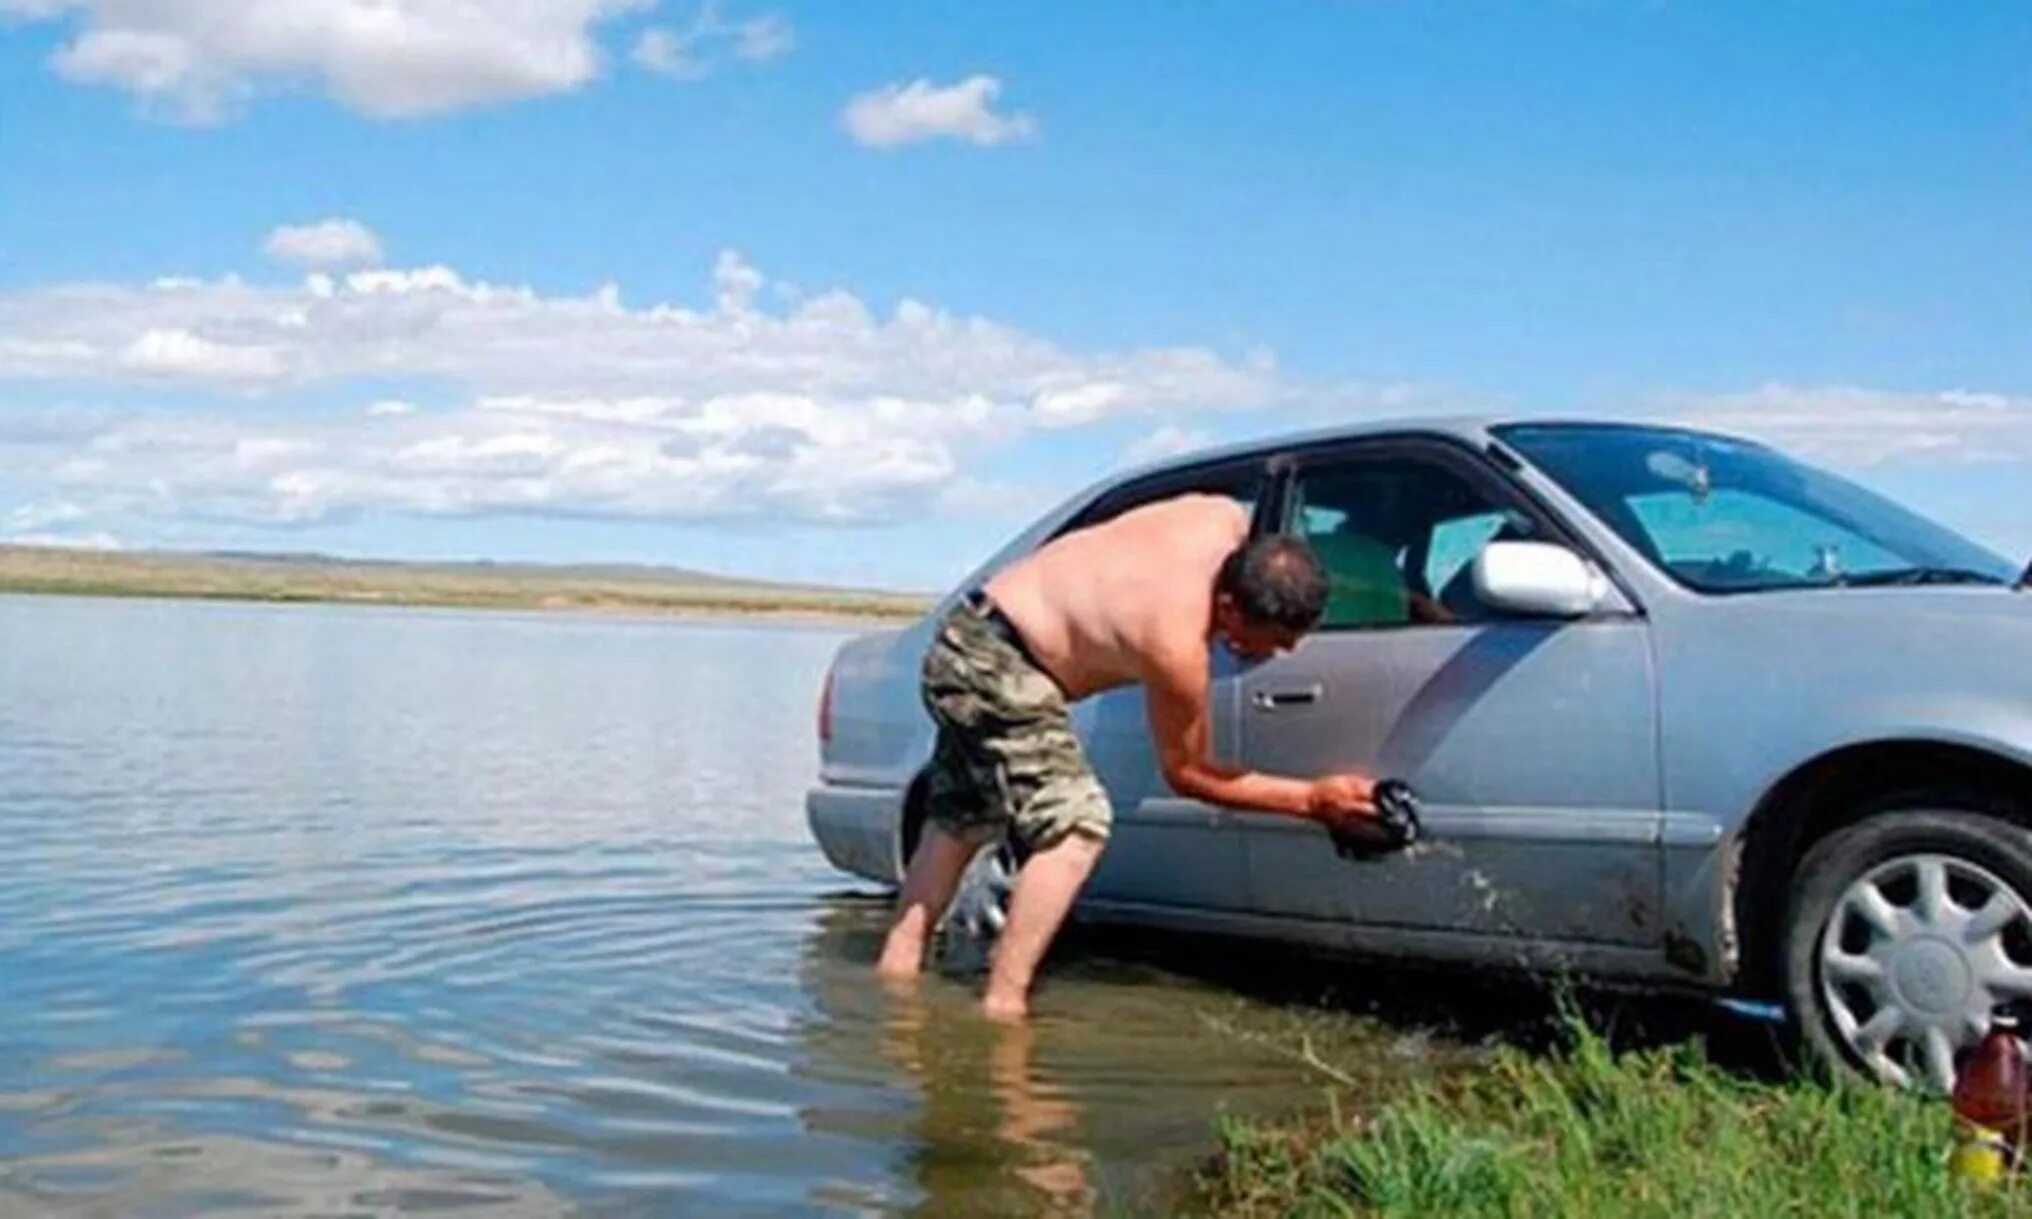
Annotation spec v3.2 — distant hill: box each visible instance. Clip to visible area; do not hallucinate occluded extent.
[0,544,933,621]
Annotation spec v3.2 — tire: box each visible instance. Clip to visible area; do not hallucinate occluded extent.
[901,785,1021,946]
[1784,804,2032,1093]
[946,838,1018,941]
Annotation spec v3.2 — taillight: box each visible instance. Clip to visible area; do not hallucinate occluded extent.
[818,665,835,746]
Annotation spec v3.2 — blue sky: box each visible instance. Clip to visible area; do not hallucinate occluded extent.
[0,1,2027,589]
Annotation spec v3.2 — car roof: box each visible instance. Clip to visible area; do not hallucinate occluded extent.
[1118,414,1760,482]
[1121,414,1497,478]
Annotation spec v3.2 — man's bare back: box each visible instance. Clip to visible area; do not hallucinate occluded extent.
[984,493,1246,701]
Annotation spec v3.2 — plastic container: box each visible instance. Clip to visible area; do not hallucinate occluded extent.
[1951,1007,2028,1183]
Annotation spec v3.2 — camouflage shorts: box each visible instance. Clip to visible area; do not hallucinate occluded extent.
[919,595,1112,851]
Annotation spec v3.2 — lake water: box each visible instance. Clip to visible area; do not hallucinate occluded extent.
[0,595,1467,1216]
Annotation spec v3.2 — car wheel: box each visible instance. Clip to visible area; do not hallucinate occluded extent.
[1784,807,2032,1093]
[946,838,1018,941]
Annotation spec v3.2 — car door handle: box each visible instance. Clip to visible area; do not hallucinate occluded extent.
[1251,685,1323,711]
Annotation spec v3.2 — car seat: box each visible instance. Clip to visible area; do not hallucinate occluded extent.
[1311,524,1412,628]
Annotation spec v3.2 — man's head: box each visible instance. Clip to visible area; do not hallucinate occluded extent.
[1211,535,1328,660]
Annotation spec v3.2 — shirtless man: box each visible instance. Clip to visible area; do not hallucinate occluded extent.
[875,493,1380,1021]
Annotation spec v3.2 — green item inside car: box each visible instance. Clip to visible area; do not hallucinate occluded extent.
[1309,529,1409,628]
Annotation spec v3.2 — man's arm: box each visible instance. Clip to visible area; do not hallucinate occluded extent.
[1142,642,1372,819]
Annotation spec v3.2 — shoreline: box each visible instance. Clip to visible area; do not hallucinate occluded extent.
[0,583,929,628]
[0,544,932,628]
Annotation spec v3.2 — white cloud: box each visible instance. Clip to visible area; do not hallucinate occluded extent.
[934,477,1061,524]
[117,328,285,382]
[2,530,123,551]
[15,276,2021,559]
[632,5,792,80]
[0,252,1288,412]
[732,13,793,62]
[7,499,89,532]
[2,500,120,549]
[1672,383,2032,468]
[0,246,1317,533]
[0,393,976,529]
[1036,381,1128,427]
[713,250,765,314]
[1125,425,1215,465]
[843,75,1037,149]
[1,0,653,121]
[631,28,703,79]
[264,219,384,268]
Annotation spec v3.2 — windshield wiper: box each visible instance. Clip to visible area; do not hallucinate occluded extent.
[1839,566,2011,588]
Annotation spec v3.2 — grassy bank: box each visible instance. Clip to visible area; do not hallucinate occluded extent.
[1198,1017,2023,1217]
[0,544,931,622]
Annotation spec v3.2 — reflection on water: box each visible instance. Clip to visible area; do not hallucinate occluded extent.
[801,904,1106,1216]
[882,985,1094,1214]
[795,900,1492,1217]
[0,595,1473,1216]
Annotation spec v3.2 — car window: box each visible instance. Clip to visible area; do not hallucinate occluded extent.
[1426,510,1513,595]
[1294,456,1529,630]
[1496,424,2016,594]
[1627,487,1905,590]
[1066,461,1261,533]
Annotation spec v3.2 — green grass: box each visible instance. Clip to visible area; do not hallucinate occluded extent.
[1199,1016,2030,1217]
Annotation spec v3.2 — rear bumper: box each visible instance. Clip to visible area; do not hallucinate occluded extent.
[805,783,904,885]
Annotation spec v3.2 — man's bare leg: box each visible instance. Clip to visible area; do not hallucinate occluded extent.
[982,830,1106,1022]
[876,824,979,980]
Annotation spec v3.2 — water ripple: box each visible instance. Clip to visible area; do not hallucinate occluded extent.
[0,597,1461,1216]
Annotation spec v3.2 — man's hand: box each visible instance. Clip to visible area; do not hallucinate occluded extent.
[1305,773,1378,823]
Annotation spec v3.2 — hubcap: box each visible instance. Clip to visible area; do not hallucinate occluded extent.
[947,840,1016,941]
[1819,852,2032,1092]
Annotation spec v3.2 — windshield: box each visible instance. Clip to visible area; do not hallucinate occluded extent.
[1494,424,2016,595]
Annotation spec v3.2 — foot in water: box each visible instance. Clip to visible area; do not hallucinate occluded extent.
[982,990,1028,1024]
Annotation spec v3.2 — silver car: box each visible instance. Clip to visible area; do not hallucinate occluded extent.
[807,418,2032,1091]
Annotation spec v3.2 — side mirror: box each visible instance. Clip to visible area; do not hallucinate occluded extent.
[1471,541,1607,619]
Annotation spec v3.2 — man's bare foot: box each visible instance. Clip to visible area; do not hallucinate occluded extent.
[876,967,923,1002]
[875,953,921,984]
[981,990,1028,1023]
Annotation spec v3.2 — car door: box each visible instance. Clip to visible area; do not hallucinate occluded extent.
[1230,436,1664,945]
[1064,456,1268,913]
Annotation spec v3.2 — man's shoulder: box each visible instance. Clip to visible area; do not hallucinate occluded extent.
[1171,489,1246,512]
[1152,491,1249,531]
[1081,492,1239,548]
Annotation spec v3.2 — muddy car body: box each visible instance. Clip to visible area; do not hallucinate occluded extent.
[808,418,2032,1090]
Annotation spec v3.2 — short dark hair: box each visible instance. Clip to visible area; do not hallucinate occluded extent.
[1215,535,1327,631]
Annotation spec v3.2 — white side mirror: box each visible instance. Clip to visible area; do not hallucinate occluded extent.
[1471,541,1606,619]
